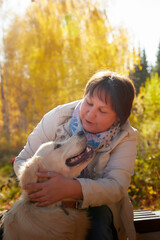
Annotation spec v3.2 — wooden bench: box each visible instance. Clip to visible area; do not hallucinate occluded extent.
[134,210,160,233]
[134,210,160,240]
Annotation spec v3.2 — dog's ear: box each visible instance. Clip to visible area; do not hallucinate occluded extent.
[19,156,42,187]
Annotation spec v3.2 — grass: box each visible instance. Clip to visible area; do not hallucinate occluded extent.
[0,150,21,211]
[0,166,21,211]
[0,165,13,185]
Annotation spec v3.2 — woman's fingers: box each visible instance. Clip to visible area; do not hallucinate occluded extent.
[29,193,51,206]
[23,182,44,191]
[36,201,50,207]
[36,171,53,178]
[29,195,47,202]
[36,171,60,178]
[28,189,44,199]
[23,172,72,206]
[23,172,58,190]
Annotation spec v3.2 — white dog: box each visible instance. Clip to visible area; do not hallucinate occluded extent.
[3,131,94,240]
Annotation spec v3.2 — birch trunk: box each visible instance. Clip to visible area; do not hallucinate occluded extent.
[0,64,10,142]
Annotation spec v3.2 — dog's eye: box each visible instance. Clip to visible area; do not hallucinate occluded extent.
[54,144,61,149]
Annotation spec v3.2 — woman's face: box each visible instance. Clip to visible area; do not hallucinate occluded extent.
[80,89,119,133]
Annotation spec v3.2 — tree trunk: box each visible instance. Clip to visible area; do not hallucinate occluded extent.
[0,64,10,143]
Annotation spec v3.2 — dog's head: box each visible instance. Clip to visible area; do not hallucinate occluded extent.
[35,131,94,178]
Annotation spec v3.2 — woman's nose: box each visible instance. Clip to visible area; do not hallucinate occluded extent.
[87,108,96,119]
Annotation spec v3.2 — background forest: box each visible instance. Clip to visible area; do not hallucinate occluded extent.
[0,0,160,211]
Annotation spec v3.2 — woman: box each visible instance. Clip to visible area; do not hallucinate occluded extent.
[14,70,138,240]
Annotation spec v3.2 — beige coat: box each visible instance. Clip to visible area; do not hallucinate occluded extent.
[14,100,138,240]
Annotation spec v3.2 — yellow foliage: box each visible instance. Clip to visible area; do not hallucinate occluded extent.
[0,0,139,147]
[147,186,157,195]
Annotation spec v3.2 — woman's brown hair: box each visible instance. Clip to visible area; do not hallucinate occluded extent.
[84,71,135,125]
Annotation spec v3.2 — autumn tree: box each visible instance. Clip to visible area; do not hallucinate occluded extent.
[1,0,139,147]
[130,73,160,208]
[0,0,11,144]
[129,48,150,94]
[153,42,160,76]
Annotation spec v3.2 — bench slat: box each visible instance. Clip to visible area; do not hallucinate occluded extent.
[134,210,160,233]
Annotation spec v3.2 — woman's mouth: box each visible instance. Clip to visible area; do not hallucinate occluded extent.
[82,119,95,132]
[85,119,93,125]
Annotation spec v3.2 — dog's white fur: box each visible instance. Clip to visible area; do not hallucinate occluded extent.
[3,133,94,240]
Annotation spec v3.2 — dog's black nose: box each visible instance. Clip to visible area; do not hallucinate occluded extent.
[77,131,85,137]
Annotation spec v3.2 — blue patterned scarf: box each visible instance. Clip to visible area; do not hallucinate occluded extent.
[70,101,120,150]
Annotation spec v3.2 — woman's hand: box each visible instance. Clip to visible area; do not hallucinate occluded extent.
[23,172,83,207]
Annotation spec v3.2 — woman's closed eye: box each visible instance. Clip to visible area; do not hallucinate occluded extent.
[99,109,108,114]
[86,99,93,106]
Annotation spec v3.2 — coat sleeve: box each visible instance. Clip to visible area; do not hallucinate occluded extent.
[77,129,138,209]
[14,106,61,176]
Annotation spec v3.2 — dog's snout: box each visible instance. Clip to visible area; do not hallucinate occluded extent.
[77,131,85,137]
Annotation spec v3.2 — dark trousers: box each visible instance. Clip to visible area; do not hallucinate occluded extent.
[0,212,4,240]
[86,205,118,240]
[0,223,3,240]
